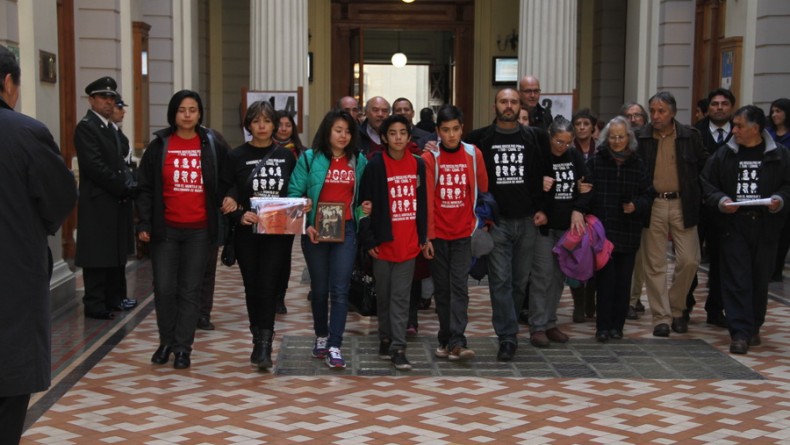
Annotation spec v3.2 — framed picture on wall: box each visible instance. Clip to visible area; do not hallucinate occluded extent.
[492,57,518,85]
[718,37,742,99]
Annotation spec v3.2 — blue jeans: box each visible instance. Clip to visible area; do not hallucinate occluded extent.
[151,226,210,353]
[430,237,472,350]
[528,229,563,332]
[302,220,356,348]
[487,216,537,345]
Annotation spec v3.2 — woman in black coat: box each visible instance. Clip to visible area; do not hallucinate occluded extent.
[585,116,654,342]
[137,90,229,370]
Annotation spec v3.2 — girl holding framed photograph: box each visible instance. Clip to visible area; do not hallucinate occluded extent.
[288,110,367,369]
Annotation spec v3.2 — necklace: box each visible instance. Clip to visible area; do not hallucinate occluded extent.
[332,153,344,159]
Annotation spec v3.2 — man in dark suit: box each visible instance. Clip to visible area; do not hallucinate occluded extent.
[0,45,77,444]
[75,77,137,320]
[690,88,736,328]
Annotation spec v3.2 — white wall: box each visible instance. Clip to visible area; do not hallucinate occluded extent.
[753,0,790,111]
[141,0,174,133]
[74,0,122,114]
[655,0,695,123]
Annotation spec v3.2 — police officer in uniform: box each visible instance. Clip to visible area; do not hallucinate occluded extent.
[75,77,137,319]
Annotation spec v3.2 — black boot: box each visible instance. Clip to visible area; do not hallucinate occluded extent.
[257,329,274,370]
[275,291,287,314]
[250,326,262,365]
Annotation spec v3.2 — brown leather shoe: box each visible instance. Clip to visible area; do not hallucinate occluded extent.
[530,331,550,348]
[729,338,748,355]
[545,327,569,343]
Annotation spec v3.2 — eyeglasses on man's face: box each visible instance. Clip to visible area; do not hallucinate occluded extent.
[608,134,627,141]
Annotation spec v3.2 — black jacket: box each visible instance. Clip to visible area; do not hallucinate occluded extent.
[136,127,230,245]
[530,103,553,130]
[694,117,733,157]
[74,110,134,267]
[701,132,790,235]
[0,98,77,397]
[584,147,654,253]
[636,120,708,228]
[358,151,427,251]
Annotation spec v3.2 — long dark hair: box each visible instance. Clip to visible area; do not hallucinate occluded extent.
[167,90,204,129]
[769,98,790,130]
[275,109,306,153]
[313,110,357,160]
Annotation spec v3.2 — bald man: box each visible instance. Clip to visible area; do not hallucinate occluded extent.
[518,75,553,129]
[359,96,391,158]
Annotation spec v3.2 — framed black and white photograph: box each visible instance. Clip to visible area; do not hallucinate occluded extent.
[315,202,345,243]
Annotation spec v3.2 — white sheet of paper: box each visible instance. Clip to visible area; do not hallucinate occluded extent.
[724,198,773,207]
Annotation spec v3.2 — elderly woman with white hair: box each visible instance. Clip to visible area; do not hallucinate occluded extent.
[582,116,654,342]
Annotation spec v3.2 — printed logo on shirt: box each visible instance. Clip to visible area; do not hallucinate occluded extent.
[326,162,355,186]
[388,174,418,222]
[247,158,288,197]
[553,161,576,201]
[170,149,203,193]
[438,161,469,209]
[491,143,526,185]
[736,160,761,201]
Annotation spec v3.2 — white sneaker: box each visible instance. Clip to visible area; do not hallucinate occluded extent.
[434,345,449,358]
[325,347,346,369]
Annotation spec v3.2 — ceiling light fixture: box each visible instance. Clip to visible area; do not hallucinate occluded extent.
[391,32,407,68]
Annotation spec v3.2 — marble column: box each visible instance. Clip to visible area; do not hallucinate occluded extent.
[249,0,309,136]
[517,0,577,94]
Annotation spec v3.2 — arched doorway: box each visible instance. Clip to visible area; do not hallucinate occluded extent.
[330,0,475,124]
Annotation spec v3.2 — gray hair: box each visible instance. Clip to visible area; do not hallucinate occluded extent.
[597,115,638,151]
[648,91,677,114]
[619,102,648,121]
[548,116,574,138]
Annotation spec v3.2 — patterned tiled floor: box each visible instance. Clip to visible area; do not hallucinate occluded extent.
[276,336,763,380]
[20,243,790,444]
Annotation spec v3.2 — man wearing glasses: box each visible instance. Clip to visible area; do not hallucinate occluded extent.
[466,88,552,361]
[518,75,553,129]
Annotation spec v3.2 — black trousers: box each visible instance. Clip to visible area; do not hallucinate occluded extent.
[720,213,779,341]
[235,229,293,330]
[596,251,636,332]
[82,265,126,313]
[0,393,31,445]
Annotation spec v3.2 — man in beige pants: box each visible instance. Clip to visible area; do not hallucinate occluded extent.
[635,92,708,337]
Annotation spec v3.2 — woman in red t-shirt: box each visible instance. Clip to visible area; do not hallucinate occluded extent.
[287,110,367,369]
[137,90,229,370]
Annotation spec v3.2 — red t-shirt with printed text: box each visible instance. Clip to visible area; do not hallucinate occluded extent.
[434,147,474,240]
[162,134,207,228]
[377,154,420,262]
[318,156,355,221]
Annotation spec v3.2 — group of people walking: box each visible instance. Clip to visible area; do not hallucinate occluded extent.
[75,74,790,373]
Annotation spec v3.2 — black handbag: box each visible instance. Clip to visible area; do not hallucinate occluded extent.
[348,246,377,316]
[220,223,236,267]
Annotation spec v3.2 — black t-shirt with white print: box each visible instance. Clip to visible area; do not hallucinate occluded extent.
[735,144,763,202]
[225,142,297,206]
[480,127,534,218]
